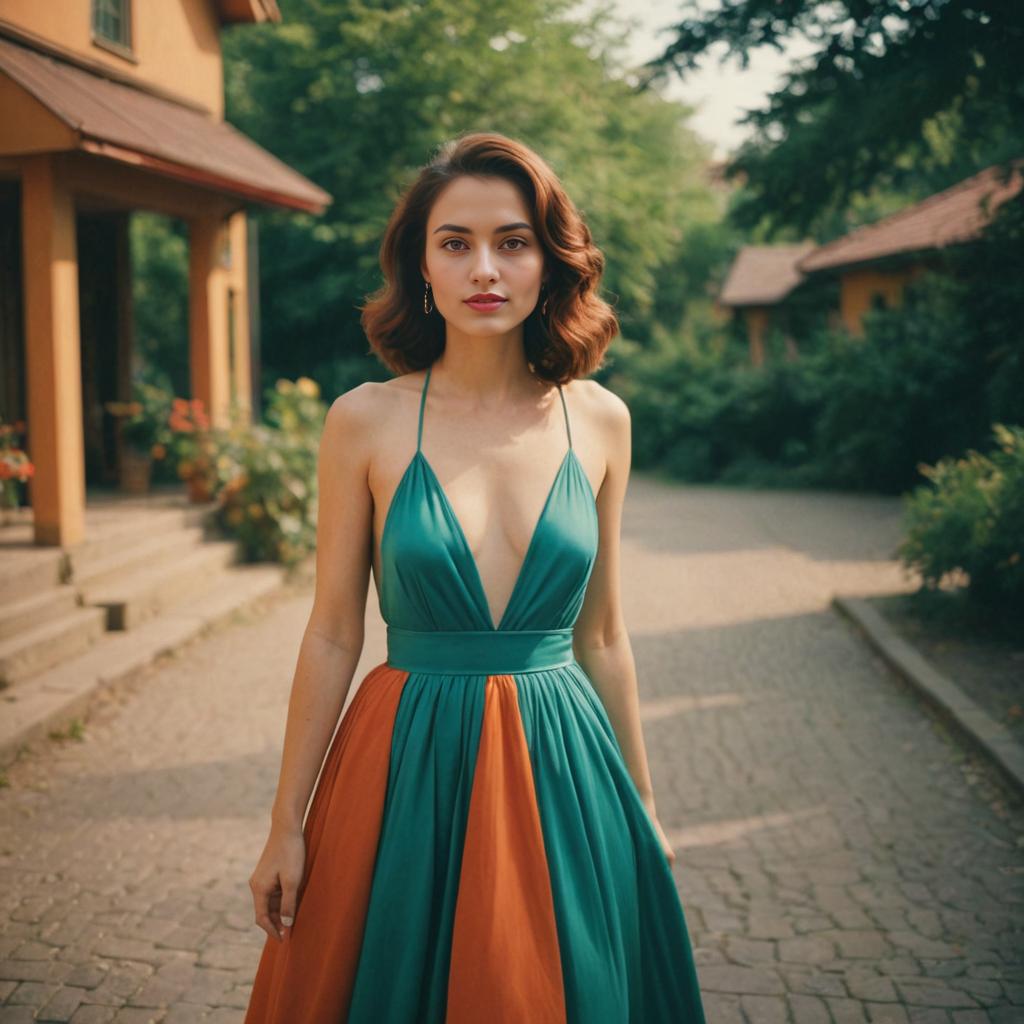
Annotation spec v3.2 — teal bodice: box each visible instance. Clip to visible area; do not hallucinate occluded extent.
[380,364,599,675]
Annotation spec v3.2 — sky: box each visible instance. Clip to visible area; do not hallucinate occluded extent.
[581,0,818,161]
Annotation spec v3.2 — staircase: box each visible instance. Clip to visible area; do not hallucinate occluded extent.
[0,492,290,768]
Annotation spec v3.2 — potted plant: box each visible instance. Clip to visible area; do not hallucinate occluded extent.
[105,377,174,494]
[0,418,33,525]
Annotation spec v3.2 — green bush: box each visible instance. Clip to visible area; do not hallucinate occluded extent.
[609,262,1021,495]
[898,423,1024,610]
[216,378,326,566]
[609,334,827,486]
[804,272,991,492]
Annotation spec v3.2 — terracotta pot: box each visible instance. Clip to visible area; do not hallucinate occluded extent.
[186,475,213,503]
[120,446,153,494]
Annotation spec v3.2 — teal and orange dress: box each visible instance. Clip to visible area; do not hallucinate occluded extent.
[244,364,706,1023]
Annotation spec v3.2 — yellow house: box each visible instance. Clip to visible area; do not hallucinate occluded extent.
[797,161,1022,336]
[717,242,817,366]
[0,0,332,547]
[717,162,1022,359]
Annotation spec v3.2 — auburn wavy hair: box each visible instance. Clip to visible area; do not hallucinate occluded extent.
[359,131,618,384]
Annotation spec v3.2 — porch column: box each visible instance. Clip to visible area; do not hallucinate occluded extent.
[21,154,85,547]
[227,209,253,424]
[188,214,231,428]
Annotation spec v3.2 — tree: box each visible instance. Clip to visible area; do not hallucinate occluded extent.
[639,0,1024,234]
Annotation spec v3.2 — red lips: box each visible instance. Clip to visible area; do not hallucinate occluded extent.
[465,294,507,302]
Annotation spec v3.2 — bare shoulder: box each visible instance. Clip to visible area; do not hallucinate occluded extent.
[567,377,630,445]
[323,375,422,454]
[321,380,378,461]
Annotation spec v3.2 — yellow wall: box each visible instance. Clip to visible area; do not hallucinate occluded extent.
[3,0,225,117]
[0,75,76,154]
[744,306,769,366]
[839,264,927,336]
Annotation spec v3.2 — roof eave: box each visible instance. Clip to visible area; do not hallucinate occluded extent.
[213,0,283,26]
[80,136,331,214]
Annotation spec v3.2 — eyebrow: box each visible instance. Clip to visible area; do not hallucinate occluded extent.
[432,222,534,235]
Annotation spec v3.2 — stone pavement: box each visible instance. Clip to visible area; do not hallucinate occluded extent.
[1,477,1022,1022]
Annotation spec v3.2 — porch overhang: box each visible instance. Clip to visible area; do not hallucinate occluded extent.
[0,33,331,215]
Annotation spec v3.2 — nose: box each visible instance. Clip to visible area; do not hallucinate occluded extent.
[470,247,499,284]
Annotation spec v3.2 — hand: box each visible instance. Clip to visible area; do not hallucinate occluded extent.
[641,795,676,866]
[249,825,307,942]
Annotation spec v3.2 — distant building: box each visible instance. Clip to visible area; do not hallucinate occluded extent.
[717,242,817,365]
[0,0,332,546]
[717,161,1022,360]
[797,160,1022,336]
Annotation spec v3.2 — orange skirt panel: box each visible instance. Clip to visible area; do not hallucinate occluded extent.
[446,674,567,1023]
[243,662,409,1024]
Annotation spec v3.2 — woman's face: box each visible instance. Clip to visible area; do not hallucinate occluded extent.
[421,175,546,339]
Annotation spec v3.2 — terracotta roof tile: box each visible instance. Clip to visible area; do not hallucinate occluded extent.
[799,161,1022,274]
[0,35,331,213]
[719,242,817,306]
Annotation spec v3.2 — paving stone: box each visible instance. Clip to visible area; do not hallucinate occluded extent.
[7,980,60,1008]
[895,981,982,1009]
[68,1006,118,1023]
[741,993,788,1023]
[828,996,870,1023]
[866,1003,911,1022]
[698,964,786,995]
[779,936,839,966]
[37,984,88,1021]
[788,993,831,1024]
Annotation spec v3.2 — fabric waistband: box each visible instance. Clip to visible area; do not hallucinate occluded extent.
[386,625,576,675]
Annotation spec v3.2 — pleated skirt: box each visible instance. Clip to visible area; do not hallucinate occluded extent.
[243,660,706,1023]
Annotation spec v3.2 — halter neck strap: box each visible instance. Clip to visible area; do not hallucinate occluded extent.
[557,384,573,451]
[416,364,431,453]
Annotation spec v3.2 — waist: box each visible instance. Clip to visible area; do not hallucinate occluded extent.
[386,624,576,675]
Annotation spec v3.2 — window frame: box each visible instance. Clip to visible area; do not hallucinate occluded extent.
[90,0,136,62]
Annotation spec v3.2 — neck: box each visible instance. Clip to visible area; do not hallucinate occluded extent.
[431,328,544,403]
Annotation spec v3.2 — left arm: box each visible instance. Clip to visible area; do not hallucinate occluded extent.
[572,384,675,864]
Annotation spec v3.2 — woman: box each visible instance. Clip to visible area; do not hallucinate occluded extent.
[244,131,706,1023]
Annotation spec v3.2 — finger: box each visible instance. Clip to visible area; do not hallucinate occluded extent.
[252,877,283,941]
[255,910,283,942]
[279,884,298,935]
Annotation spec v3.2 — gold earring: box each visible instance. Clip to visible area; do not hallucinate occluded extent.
[541,287,549,316]
[423,282,433,315]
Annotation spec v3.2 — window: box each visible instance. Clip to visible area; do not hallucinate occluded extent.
[92,0,132,53]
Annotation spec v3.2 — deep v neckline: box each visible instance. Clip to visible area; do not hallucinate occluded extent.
[381,362,584,633]
[416,446,576,631]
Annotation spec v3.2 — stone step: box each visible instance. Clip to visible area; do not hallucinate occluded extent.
[0,546,66,606]
[0,561,289,769]
[0,584,80,641]
[79,538,244,631]
[65,500,215,574]
[0,604,108,688]
[70,522,212,591]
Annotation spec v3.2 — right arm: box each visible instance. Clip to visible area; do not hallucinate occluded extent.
[249,383,376,941]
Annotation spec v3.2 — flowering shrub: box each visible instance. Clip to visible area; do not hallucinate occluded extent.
[0,418,33,511]
[899,423,1024,610]
[167,397,222,500]
[215,378,325,566]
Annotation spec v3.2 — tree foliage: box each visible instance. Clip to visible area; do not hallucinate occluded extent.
[640,0,1024,234]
